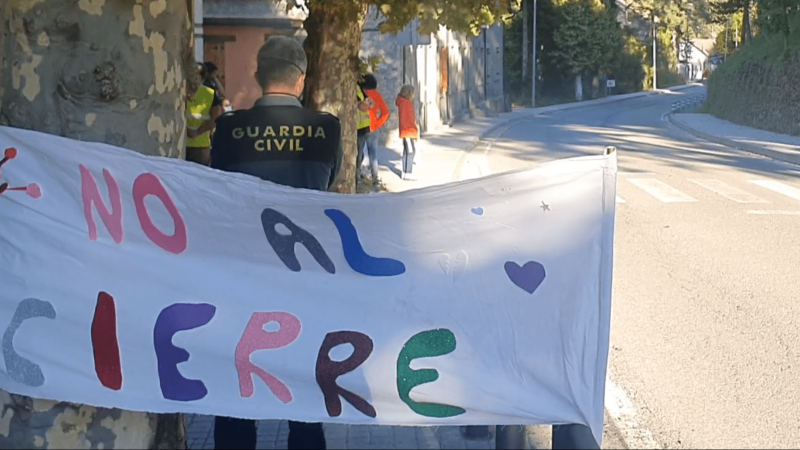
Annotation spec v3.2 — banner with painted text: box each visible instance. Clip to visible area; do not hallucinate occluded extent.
[0,126,616,443]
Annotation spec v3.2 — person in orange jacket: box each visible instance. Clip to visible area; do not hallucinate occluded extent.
[359,74,389,181]
[395,84,419,181]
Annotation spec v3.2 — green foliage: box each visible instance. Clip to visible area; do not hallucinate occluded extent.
[294,0,515,42]
[657,27,677,69]
[372,0,515,36]
[706,12,800,136]
[712,11,744,56]
[623,0,697,31]
[503,0,654,103]
[502,10,532,105]
[611,31,648,93]
[358,55,383,75]
[551,0,621,75]
[711,0,748,21]
[643,64,655,89]
[656,68,687,87]
[758,0,798,45]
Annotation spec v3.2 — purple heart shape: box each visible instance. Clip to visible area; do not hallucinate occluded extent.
[504,261,546,294]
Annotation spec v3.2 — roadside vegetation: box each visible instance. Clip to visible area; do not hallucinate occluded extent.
[707,0,800,135]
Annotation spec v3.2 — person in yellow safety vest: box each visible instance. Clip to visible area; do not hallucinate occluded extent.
[356,83,373,178]
[186,63,223,166]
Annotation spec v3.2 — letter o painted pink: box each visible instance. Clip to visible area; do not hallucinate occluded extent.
[133,173,187,254]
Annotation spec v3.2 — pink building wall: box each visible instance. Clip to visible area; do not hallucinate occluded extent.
[204,27,268,111]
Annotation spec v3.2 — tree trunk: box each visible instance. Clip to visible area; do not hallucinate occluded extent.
[0,1,192,448]
[575,73,583,101]
[742,0,752,43]
[302,3,366,194]
[522,0,528,80]
[1,0,193,158]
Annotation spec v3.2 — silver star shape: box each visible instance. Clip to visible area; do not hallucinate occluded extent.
[541,201,550,212]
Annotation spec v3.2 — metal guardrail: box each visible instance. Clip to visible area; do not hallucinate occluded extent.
[670,94,706,113]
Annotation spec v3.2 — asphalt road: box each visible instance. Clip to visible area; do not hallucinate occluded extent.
[480,88,800,449]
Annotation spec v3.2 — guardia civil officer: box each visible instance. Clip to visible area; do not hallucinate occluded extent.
[210,35,339,450]
[211,36,342,191]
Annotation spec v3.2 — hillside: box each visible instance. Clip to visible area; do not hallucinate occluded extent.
[707,15,800,137]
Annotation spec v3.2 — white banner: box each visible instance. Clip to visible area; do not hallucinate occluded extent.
[0,126,616,443]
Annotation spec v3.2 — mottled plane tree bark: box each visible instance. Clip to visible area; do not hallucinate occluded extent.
[0,0,193,448]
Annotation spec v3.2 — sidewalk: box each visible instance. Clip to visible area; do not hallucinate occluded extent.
[375,84,702,193]
[669,113,800,166]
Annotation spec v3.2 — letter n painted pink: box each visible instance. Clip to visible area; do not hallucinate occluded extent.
[80,165,123,243]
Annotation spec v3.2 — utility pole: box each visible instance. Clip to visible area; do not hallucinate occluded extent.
[522,0,528,79]
[652,13,658,90]
[532,0,538,107]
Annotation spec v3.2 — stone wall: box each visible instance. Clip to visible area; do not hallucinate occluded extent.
[707,54,800,137]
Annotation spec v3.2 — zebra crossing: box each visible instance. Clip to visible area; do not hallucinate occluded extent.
[615,174,800,210]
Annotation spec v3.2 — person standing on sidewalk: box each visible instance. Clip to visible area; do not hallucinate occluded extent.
[186,63,223,166]
[396,84,419,181]
[356,79,374,178]
[210,35,342,450]
[361,73,390,182]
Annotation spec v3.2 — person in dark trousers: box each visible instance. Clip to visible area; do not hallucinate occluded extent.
[361,73,390,181]
[356,77,374,178]
[396,84,419,180]
[210,35,342,450]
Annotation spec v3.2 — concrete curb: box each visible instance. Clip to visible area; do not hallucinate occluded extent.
[449,90,664,181]
[667,113,800,167]
[477,83,702,142]
[447,84,703,180]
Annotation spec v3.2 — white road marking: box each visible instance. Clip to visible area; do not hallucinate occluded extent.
[605,376,662,449]
[747,210,800,216]
[616,196,626,203]
[627,178,698,203]
[689,179,767,203]
[749,180,800,202]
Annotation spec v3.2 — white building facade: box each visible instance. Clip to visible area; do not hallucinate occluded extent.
[361,11,506,146]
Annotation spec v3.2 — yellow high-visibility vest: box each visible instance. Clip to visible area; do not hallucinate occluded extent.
[357,86,371,130]
[187,85,215,148]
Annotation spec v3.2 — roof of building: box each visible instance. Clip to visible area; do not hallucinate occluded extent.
[204,0,307,27]
[690,38,715,56]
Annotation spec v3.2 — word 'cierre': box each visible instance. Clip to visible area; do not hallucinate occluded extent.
[1,166,455,418]
[5,295,464,420]
[232,126,328,152]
